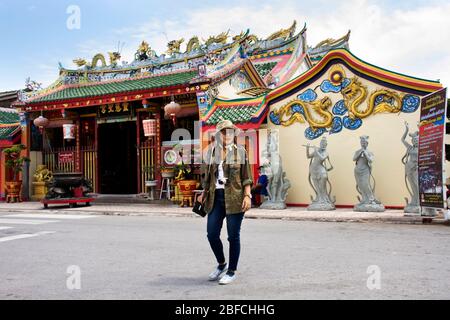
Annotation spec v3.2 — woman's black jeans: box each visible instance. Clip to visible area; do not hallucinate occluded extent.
[207,189,244,272]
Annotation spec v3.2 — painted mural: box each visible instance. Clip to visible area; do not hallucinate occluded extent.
[269,64,422,140]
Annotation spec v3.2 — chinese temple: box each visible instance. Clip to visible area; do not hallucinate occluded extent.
[12,21,346,196]
[9,21,444,208]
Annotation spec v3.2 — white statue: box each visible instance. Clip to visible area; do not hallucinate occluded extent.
[402,122,420,214]
[353,135,385,212]
[260,130,291,210]
[304,137,335,211]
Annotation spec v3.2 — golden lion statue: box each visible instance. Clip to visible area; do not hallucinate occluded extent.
[34,165,53,182]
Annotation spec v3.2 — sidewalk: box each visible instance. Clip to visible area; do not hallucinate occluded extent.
[0,201,448,225]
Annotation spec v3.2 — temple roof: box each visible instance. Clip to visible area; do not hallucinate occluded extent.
[23,70,198,104]
[0,108,20,143]
[202,96,267,129]
[17,22,355,110]
[202,49,442,129]
[17,22,310,105]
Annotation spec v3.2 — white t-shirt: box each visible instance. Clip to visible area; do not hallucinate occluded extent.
[215,160,226,189]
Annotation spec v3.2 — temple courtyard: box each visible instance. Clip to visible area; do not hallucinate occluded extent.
[0,209,449,300]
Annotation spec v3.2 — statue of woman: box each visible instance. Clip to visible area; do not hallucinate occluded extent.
[305,137,335,210]
[401,122,420,213]
[353,136,385,212]
[262,130,282,201]
[260,130,290,209]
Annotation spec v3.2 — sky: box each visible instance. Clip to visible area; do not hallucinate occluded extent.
[0,0,449,91]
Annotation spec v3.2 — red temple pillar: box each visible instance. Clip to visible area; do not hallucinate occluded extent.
[136,111,142,193]
[75,119,81,173]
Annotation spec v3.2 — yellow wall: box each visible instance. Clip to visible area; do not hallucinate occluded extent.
[266,64,431,207]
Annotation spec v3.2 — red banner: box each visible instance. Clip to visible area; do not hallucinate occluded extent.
[59,151,74,164]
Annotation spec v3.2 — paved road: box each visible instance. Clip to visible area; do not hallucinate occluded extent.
[0,212,449,300]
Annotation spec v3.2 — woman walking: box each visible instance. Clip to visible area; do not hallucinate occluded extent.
[198,120,253,285]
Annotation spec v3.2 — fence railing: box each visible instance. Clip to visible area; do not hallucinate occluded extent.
[43,145,98,193]
[139,138,156,193]
[43,147,76,174]
[81,146,97,192]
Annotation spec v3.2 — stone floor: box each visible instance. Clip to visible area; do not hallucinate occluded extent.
[0,201,447,225]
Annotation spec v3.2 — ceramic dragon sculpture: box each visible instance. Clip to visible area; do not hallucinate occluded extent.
[186,36,201,52]
[271,96,333,129]
[73,52,120,68]
[135,41,157,61]
[166,38,184,56]
[342,77,404,119]
[341,77,369,119]
[266,20,297,41]
[232,31,259,45]
[204,30,230,47]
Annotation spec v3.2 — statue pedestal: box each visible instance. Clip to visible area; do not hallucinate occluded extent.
[354,203,385,212]
[308,202,336,211]
[404,204,420,215]
[260,201,287,210]
[31,181,47,201]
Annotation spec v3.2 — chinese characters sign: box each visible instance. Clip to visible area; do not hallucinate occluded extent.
[59,151,74,164]
[418,88,447,208]
[98,102,131,117]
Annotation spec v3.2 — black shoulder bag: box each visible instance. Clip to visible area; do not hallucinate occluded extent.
[192,147,214,217]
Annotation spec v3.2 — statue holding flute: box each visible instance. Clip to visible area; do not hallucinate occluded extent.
[303,137,336,211]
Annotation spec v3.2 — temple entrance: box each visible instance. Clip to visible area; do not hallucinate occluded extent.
[98,121,137,194]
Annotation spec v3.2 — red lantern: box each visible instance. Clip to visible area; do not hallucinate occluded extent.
[142,99,149,108]
[142,119,157,137]
[164,98,181,126]
[33,115,49,133]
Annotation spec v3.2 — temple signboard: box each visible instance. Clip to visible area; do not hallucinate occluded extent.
[98,102,131,118]
[59,151,74,164]
[418,88,447,209]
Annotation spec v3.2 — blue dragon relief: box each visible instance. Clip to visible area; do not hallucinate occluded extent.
[269,76,421,140]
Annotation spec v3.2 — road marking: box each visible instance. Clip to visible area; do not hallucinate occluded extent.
[0,226,13,230]
[0,231,56,243]
[0,219,58,225]
[6,214,97,220]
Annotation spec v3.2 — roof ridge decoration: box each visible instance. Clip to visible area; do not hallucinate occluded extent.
[312,30,351,50]
[20,68,198,104]
[266,20,298,41]
[0,107,19,114]
[18,22,311,105]
[269,48,442,102]
[308,30,351,65]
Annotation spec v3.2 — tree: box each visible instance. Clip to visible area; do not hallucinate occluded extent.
[3,144,30,182]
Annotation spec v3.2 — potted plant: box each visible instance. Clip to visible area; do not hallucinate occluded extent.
[159,165,175,178]
[174,162,199,198]
[3,144,30,203]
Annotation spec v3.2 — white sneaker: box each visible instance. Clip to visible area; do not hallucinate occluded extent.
[208,265,227,281]
[218,273,236,285]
